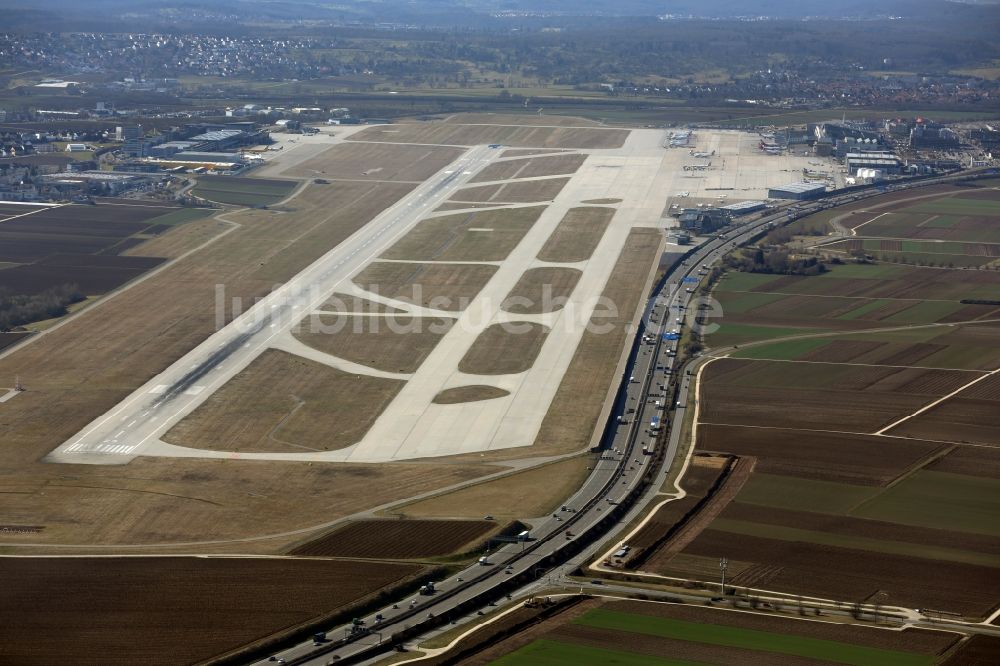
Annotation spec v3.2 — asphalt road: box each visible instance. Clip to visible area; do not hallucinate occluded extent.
[251,184,788,666]
[247,167,998,666]
[47,145,498,464]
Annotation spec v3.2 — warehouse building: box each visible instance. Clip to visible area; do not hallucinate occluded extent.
[169,151,245,168]
[768,181,827,200]
[186,129,246,152]
[845,152,902,175]
[149,141,199,158]
[721,200,766,216]
[678,207,730,234]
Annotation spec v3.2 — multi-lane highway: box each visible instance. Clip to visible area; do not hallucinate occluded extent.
[248,184,790,666]
[47,145,498,464]
[246,166,1000,666]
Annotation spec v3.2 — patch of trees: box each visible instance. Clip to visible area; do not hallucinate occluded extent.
[766,224,826,245]
[0,284,84,330]
[725,248,827,276]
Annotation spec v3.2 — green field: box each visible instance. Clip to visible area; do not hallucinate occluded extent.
[716,271,781,291]
[736,474,880,515]
[883,300,967,324]
[712,291,785,314]
[907,197,1000,216]
[730,338,829,360]
[837,298,894,320]
[852,470,1000,537]
[574,610,934,666]
[145,207,215,226]
[817,263,909,279]
[710,518,999,567]
[491,639,704,666]
[705,323,813,348]
[193,176,297,207]
[919,342,1000,370]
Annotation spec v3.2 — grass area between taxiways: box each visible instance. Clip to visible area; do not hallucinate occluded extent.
[491,639,704,666]
[572,610,934,666]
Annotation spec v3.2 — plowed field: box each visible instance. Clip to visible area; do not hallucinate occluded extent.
[0,556,423,666]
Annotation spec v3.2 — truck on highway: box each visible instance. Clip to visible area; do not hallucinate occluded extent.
[650,415,661,432]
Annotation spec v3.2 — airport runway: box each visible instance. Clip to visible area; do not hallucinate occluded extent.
[47,145,497,464]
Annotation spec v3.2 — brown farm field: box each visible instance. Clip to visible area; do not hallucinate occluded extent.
[0,556,423,666]
[438,597,959,666]
[0,201,201,297]
[679,528,1000,616]
[697,424,946,486]
[289,519,496,558]
[627,455,731,557]
[642,184,1000,619]
[163,349,404,453]
[350,123,629,148]
[887,372,1000,446]
[699,358,975,433]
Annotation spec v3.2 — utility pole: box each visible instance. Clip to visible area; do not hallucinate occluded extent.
[719,557,728,596]
[874,591,888,624]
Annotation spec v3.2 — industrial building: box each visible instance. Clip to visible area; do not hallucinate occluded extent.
[41,170,155,195]
[149,141,200,158]
[170,151,245,167]
[186,129,246,152]
[768,181,827,200]
[845,152,902,175]
[833,137,890,159]
[121,124,147,158]
[721,200,766,216]
[678,207,730,234]
[909,124,960,150]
